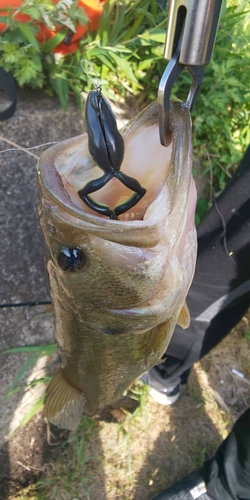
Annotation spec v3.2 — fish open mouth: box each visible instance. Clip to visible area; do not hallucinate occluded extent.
[40,101,195,246]
[55,105,172,222]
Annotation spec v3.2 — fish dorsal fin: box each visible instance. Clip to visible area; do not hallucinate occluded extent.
[44,369,84,430]
[177,301,190,329]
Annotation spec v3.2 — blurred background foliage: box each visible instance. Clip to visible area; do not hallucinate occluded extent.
[0,0,249,209]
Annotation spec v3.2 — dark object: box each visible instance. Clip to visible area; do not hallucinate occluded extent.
[151,409,250,499]
[95,395,140,423]
[148,144,250,393]
[204,408,250,500]
[148,145,250,499]
[58,247,85,272]
[78,89,146,219]
[0,67,16,121]
[151,469,212,499]
[63,30,74,46]
[140,372,181,405]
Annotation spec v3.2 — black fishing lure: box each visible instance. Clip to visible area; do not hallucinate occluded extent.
[78,89,146,219]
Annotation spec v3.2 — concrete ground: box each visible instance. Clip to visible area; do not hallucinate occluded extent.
[0,88,84,497]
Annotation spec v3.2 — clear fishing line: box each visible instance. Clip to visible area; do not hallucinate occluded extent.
[0,139,58,157]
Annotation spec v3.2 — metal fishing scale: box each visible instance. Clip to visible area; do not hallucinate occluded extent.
[78,0,223,219]
[158,0,223,146]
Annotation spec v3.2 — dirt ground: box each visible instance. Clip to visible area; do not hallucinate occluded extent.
[1,89,249,500]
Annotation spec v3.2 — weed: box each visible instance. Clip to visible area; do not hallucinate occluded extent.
[34,416,102,499]
[1,343,56,431]
[195,197,211,226]
[2,344,56,394]
[245,331,250,342]
[190,446,207,469]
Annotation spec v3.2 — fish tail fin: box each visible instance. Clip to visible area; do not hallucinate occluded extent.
[44,368,84,430]
[177,301,190,329]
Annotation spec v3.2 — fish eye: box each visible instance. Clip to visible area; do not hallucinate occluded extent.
[58,247,85,271]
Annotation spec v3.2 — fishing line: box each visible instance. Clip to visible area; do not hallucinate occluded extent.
[0,136,58,158]
[80,59,101,91]
[80,59,127,128]
[215,200,250,281]
[214,200,240,270]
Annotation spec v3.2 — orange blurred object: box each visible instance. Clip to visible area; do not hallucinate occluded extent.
[0,0,105,55]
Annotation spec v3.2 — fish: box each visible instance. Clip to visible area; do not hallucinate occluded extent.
[37,100,197,430]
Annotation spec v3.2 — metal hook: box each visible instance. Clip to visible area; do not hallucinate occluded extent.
[159,0,223,147]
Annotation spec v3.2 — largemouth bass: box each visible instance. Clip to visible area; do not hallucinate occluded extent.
[37,101,197,430]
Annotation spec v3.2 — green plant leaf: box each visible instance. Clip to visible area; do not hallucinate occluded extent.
[95,53,115,72]
[42,29,68,53]
[17,22,39,51]
[108,52,137,84]
[195,197,210,226]
[1,344,56,355]
[5,352,40,396]
[108,3,125,44]
[7,376,52,397]
[69,82,84,113]
[121,13,145,42]
[31,52,42,71]
[52,75,69,109]
[139,28,165,43]
[97,3,110,45]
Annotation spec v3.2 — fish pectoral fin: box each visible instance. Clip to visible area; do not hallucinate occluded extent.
[177,301,190,329]
[44,368,84,430]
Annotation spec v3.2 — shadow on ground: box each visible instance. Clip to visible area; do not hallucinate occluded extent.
[132,368,225,500]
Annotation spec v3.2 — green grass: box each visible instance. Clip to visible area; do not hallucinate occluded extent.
[39,416,100,500]
[1,344,56,432]
[245,331,250,342]
[18,382,150,500]
[2,344,56,396]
